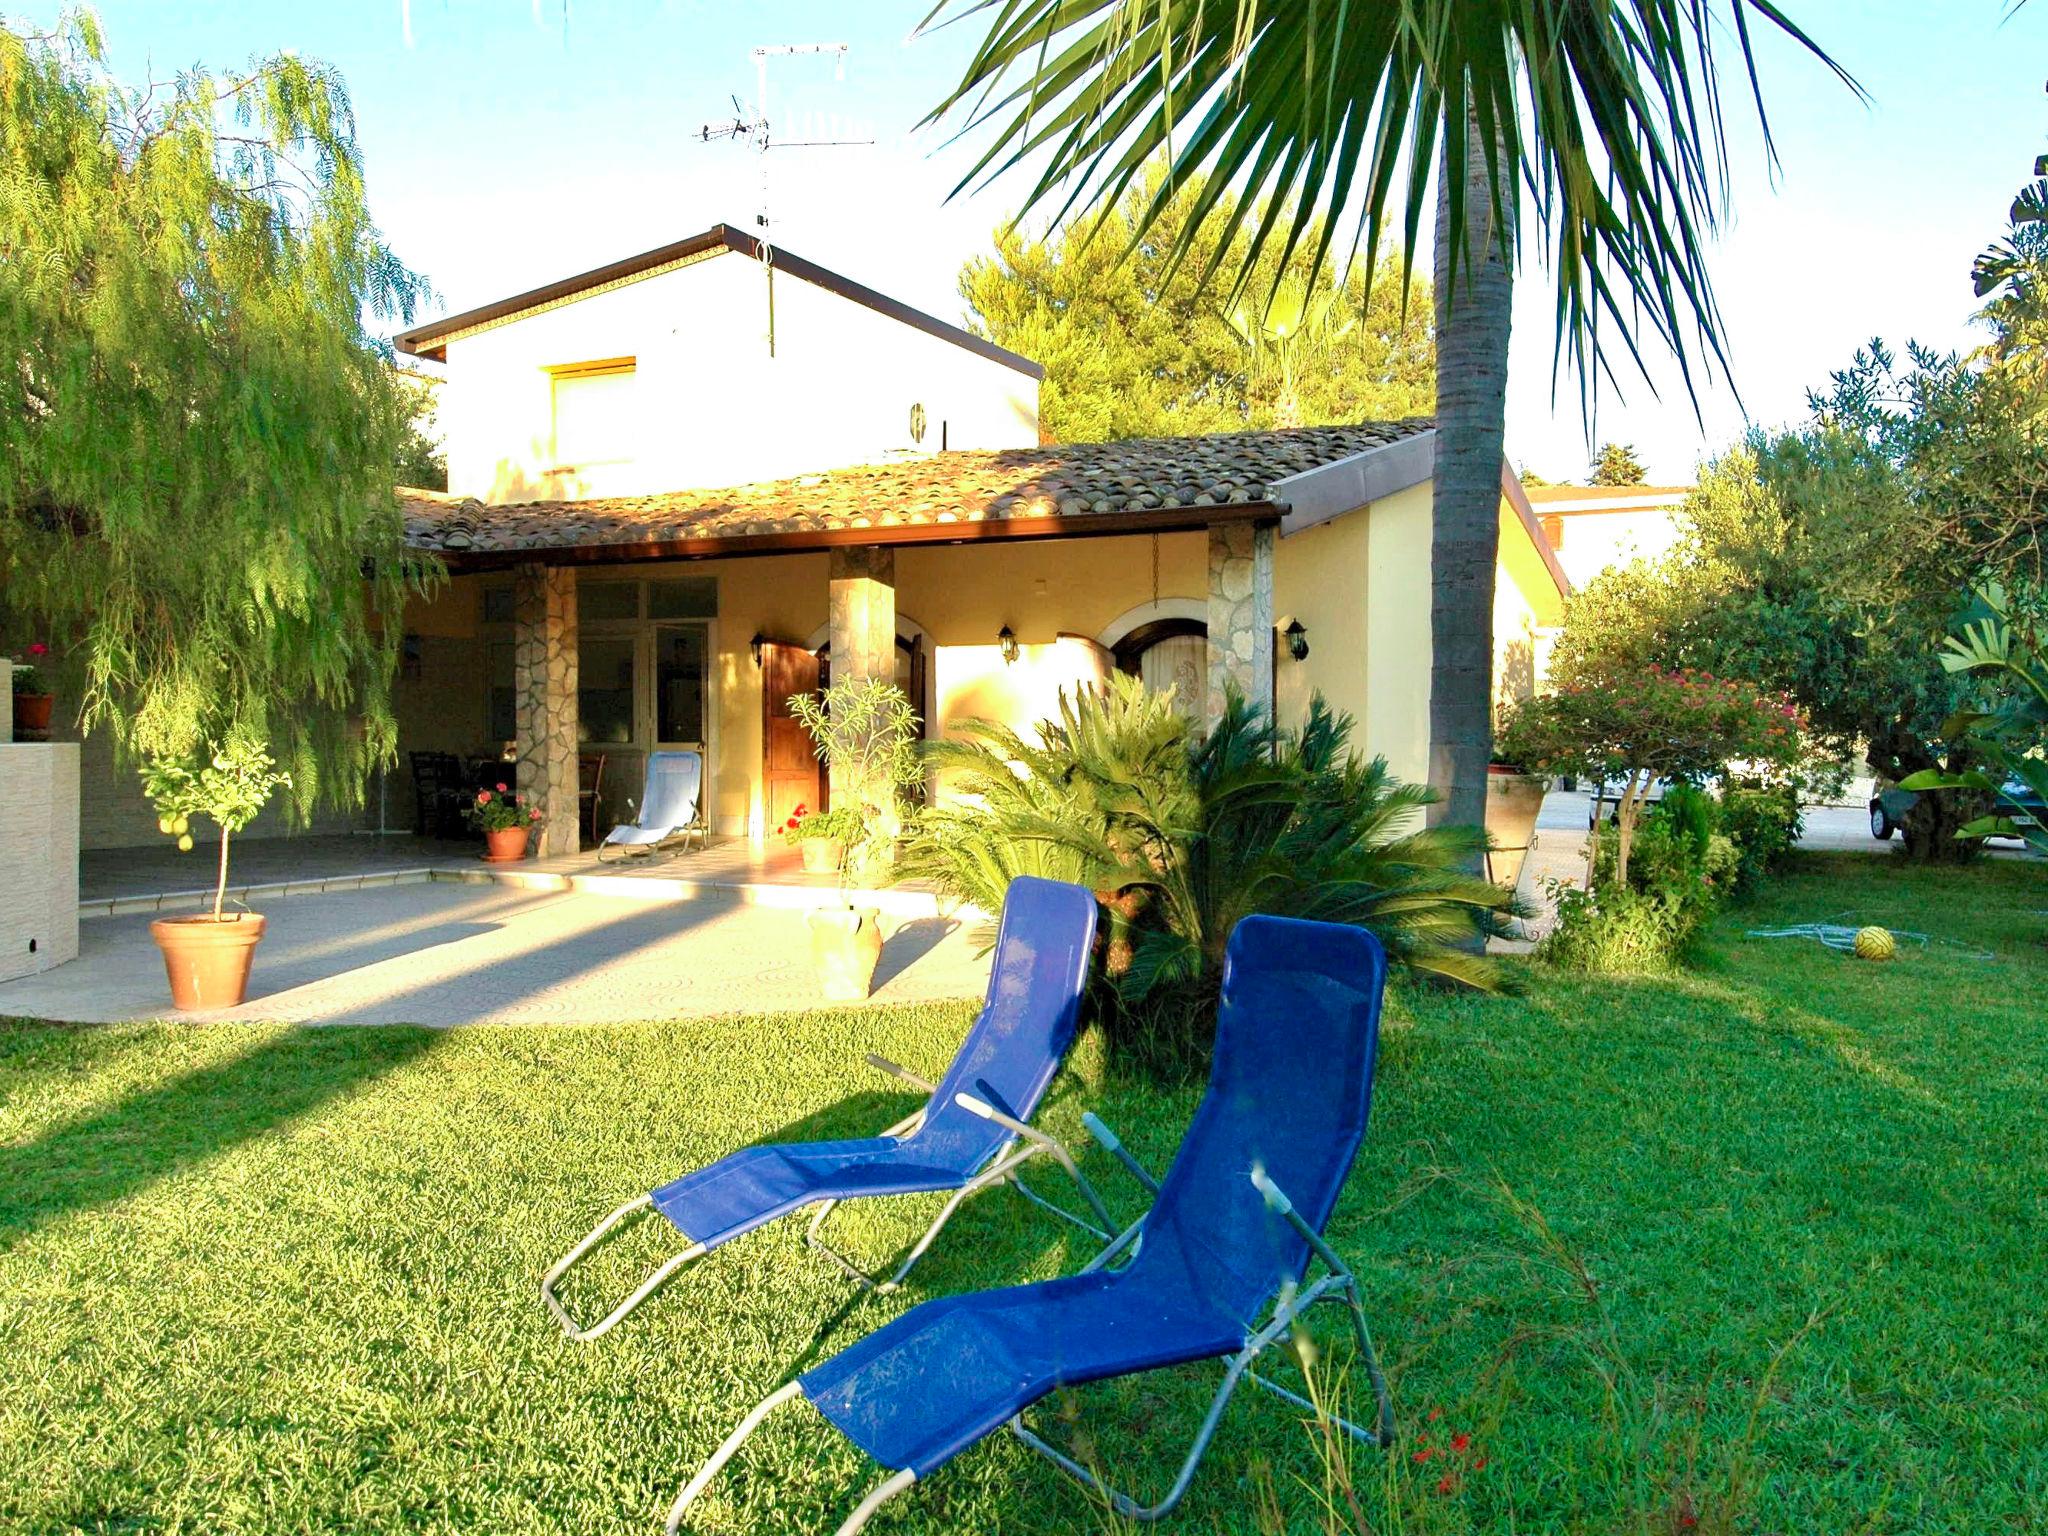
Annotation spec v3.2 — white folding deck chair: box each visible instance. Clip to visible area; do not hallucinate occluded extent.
[596,750,707,861]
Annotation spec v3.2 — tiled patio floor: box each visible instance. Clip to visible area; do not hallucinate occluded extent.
[2,881,992,1026]
[80,833,946,919]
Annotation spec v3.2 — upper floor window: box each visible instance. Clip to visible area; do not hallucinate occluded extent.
[548,358,637,470]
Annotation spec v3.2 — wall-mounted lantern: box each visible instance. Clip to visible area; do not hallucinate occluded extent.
[997,624,1020,665]
[1282,618,1310,662]
[749,631,766,668]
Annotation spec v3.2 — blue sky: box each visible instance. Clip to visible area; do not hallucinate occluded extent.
[45,1,2048,483]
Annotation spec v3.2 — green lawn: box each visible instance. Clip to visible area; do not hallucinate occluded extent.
[2,852,2044,1534]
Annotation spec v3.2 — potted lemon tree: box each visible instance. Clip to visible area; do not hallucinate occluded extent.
[787,678,923,1000]
[140,734,290,1010]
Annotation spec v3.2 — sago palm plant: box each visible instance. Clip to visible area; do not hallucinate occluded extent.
[902,675,1520,1004]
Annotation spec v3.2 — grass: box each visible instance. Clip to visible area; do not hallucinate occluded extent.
[2,851,2044,1534]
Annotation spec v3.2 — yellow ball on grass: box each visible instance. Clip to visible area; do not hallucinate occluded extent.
[1853,926,1895,961]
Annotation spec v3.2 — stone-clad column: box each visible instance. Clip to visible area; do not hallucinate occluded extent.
[513,562,579,856]
[827,545,896,809]
[1206,521,1275,728]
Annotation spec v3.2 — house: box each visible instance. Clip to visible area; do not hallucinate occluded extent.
[67,226,1570,854]
[1520,482,1692,590]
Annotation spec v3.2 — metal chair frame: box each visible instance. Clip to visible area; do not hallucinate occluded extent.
[540,1057,1116,1342]
[665,1138,1393,1533]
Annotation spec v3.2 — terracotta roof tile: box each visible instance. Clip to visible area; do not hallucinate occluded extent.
[401,419,1435,563]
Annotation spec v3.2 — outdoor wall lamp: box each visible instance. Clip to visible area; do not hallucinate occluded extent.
[997,624,1020,664]
[749,631,766,668]
[1283,618,1310,661]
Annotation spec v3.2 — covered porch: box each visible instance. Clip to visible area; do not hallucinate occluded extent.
[395,424,1441,859]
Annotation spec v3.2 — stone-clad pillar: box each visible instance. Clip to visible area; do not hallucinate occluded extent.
[1206,521,1275,728]
[827,545,896,809]
[513,562,579,856]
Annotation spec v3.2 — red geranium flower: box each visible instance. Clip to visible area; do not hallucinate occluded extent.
[495,781,508,793]
[28,642,48,656]
[477,790,491,804]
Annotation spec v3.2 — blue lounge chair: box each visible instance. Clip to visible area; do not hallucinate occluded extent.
[596,750,706,861]
[540,876,1106,1341]
[666,915,1393,1533]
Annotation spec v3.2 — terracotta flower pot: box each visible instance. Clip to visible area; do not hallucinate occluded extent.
[807,906,883,1002]
[799,835,845,874]
[13,692,52,736]
[1484,766,1549,890]
[150,913,267,1011]
[482,826,531,863]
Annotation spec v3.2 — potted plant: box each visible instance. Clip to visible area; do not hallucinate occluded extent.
[781,802,863,874]
[785,678,924,1000]
[465,781,541,861]
[10,642,54,737]
[141,734,290,1010]
[1481,733,1550,891]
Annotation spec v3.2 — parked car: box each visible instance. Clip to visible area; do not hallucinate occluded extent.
[1871,776,2046,841]
[1586,776,1680,828]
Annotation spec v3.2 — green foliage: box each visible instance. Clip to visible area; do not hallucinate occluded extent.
[1899,582,2048,856]
[958,169,1432,442]
[905,676,1521,1066]
[1589,442,1648,486]
[924,0,1847,411]
[0,18,439,818]
[788,677,923,886]
[782,806,862,846]
[139,733,289,920]
[460,784,539,835]
[1548,432,1992,860]
[1539,791,1738,974]
[1718,785,1805,896]
[393,370,447,491]
[1497,664,1804,886]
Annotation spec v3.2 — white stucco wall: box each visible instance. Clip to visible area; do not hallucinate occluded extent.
[437,249,1040,502]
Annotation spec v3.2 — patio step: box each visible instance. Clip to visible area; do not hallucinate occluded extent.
[81,864,957,921]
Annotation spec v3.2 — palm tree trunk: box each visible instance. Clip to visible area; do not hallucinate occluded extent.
[1428,104,1514,864]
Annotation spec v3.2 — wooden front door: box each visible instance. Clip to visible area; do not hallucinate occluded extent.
[761,641,822,830]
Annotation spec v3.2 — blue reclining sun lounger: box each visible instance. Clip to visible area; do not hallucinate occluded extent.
[540,875,1106,1341]
[666,914,1393,1533]
[596,750,706,861]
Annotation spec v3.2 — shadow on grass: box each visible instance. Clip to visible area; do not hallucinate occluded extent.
[0,1026,443,1250]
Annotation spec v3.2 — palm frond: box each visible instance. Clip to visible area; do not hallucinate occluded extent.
[921,0,1854,413]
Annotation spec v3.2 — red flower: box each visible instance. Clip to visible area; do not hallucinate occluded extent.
[1450,1432,1471,1453]
[476,790,491,804]
[1436,1473,1456,1496]
[495,781,508,793]
[27,642,48,656]
[1426,1406,1442,1422]
[529,806,541,819]
[1412,1447,1434,1463]
[1474,1456,1488,1470]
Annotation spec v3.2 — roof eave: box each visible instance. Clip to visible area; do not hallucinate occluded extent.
[418,499,1280,572]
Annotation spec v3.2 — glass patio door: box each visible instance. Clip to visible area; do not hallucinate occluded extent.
[653,623,710,754]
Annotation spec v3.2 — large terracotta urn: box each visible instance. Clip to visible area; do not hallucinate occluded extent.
[807,906,883,1002]
[1484,767,1549,891]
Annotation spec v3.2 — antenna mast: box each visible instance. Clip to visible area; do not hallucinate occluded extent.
[697,43,872,356]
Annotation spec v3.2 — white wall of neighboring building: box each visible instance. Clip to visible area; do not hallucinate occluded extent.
[436,249,1039,503]
[1524,487,1689,589]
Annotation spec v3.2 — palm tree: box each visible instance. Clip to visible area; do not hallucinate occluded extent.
[922,1,1851,852]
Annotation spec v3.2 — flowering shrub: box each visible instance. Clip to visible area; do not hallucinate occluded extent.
[1496,666,1805,886]
[10,640,50,694]
[463,782,542,833]
[780,803,863,847]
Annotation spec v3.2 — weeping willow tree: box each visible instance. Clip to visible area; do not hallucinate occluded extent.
[0,16,439,816]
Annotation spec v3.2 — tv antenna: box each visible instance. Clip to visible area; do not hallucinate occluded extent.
[698,43,873,356]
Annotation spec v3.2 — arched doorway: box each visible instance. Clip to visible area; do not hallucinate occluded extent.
[1100,601,1208,720]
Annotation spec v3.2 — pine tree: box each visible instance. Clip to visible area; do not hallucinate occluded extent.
[1589,442,1650,485]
